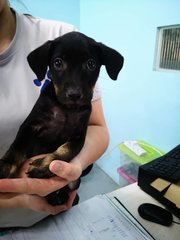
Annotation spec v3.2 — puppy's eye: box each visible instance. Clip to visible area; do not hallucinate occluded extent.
[86,59,96,71]
[54,58,64,70]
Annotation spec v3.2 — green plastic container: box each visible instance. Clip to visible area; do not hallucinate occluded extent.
[118,140,165,165]
[117,140,165,186]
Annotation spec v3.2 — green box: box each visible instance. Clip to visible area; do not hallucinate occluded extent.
[118,140,165,165]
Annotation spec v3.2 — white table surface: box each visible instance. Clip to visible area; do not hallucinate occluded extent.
[107,183,179,240]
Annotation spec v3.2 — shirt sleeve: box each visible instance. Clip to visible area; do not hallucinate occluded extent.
[92,81,101,101]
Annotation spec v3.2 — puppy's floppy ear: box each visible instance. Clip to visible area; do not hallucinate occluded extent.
[27,41,52,81]
[98,43,124,80]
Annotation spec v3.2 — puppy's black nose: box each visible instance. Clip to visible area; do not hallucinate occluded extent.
[66,89,82,101]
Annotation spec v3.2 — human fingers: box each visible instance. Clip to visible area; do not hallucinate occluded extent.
[0,192,76,214]
[0,177,68,197]
[22,190,77,215]
[49,159,82,181]
[0,193,22,208]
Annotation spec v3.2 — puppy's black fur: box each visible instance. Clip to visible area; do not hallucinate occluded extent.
[0,32,124,205]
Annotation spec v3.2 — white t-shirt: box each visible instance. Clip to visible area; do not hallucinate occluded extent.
[0,11,100,228]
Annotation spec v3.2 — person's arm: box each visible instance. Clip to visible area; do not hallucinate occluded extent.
[0,191,77,215]
[0,99,109,213]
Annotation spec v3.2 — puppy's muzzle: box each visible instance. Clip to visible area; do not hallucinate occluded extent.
[66,88,83,102]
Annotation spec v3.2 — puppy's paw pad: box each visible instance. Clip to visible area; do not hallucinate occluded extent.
[27,158,54,178]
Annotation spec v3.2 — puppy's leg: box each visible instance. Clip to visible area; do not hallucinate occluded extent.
[0,150,25,178]
[26,140,83,206]
[27,139,84,178]
[0,125,34,178]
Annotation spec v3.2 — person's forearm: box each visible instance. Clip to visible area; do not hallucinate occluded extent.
[71,125,109,171]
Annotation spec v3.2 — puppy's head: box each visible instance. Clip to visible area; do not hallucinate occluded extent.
[27,32,124,108]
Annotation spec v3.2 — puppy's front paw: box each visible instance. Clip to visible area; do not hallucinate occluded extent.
[27,154,55,178]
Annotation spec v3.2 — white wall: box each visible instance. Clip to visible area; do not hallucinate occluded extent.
[80,0,180,152]
[9,0,80,28]
[80,0,180,182]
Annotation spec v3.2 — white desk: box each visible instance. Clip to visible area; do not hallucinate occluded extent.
[107,183,179,240]
[1,183,179,240]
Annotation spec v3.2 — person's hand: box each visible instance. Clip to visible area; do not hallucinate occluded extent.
[0,191,77,215]
[0,154,82,196]
[0,154,82,214]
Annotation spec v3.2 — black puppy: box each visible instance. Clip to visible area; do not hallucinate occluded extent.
[0,32,124,205]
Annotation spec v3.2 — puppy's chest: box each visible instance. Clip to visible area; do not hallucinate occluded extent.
[33,106,84,138]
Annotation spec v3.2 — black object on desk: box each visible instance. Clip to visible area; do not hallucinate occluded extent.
[138,145,180,218]
[138,203,173,226]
